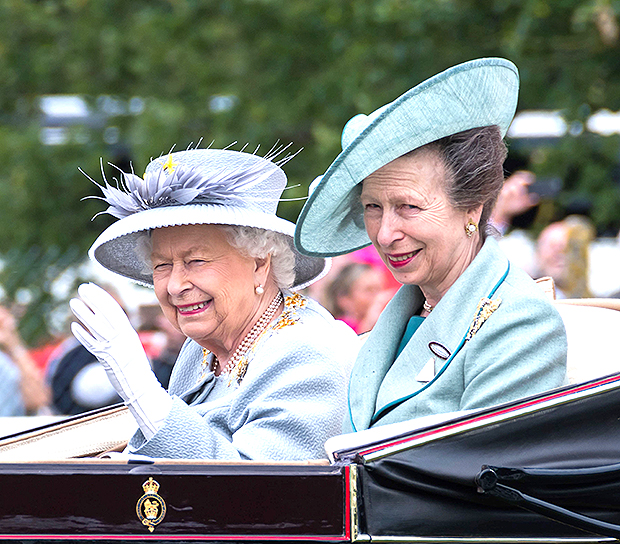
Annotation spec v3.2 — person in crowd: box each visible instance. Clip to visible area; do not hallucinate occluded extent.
[294,58,568,432]
[489,169,539,237]
[149,312,187,389]
[46,285,131,415]
[489,169,537,273]
[303,244,399,314]
[135,303,169,361]
[535,221,570,298]
[70,146,358,459]
[562,214,595,298]
[489,163,576,280]
[324,262,391,334]
[535,216,594,299]
[47,301,185,415]
[0,305,50,416]
[46,336,121,415]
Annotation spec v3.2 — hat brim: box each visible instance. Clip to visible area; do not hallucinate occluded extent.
[294,57,519,257]
[89,204,329,291]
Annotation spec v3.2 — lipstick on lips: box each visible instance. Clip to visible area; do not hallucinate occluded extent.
[386,249,420,268]
[176,300,211,315]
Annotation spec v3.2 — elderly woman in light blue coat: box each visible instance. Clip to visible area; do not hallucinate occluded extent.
[69,146,358,459]
[295,58,568,432]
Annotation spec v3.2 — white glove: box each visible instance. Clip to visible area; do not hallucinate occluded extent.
[70,283,172,440]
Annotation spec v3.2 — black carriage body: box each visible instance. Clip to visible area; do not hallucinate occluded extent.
[2,375,620,542]
[343,373,620,542]
[0,461,350,541]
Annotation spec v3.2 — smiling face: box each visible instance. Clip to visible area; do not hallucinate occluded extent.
[360,148,482,302]
[150,224,265,352]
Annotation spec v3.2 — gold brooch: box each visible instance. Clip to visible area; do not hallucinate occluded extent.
[285,292,307,309]
[272,292,307,331]
[136,477,166,532]
[465,297,502,341]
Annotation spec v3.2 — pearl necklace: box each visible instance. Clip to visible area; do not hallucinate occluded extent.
[200,291,283,382]
[423,300,434,313]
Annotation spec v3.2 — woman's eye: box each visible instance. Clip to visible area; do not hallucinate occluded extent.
[153,263,171,271]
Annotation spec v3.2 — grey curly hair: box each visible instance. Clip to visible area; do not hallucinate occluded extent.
[220,225,296,289]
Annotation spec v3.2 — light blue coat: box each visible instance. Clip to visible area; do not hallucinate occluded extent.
[129,293,358,460]
[345,237,568,432]
[0,351,24,416]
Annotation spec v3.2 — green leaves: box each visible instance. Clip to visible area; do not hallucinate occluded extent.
[0,0,619,343]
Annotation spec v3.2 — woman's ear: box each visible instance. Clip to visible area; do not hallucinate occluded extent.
[467,204,484,225]
[254,254,272,285]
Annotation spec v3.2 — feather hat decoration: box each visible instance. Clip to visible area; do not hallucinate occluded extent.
[84,144,328,290]
[85,143,299,220]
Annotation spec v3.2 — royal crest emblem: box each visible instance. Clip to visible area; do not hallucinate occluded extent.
[136,477,166,532]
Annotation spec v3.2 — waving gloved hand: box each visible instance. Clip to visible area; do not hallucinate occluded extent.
[70,283,172,440]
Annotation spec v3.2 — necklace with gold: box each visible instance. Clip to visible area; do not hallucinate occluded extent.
[199,291,283,382]
[423,300,434,313]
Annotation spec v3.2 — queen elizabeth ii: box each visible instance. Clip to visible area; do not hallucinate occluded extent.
[71,145,358,459]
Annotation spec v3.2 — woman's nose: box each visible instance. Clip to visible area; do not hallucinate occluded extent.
[167,264,191,294]
[375,213,402,248]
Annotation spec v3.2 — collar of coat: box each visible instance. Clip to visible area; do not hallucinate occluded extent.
[348,236,510,431]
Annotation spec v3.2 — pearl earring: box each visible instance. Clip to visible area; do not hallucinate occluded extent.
[465,220,478,238]
[255,285,264,295]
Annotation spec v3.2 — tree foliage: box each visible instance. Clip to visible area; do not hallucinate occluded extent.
[0,0,619,343]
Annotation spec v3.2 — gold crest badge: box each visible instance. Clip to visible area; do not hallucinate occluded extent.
[136,477,166,532]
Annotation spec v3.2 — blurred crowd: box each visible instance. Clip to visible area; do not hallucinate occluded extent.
[490,166,619,300]
[303,245,400,335]
[0,285,186,419]
[1,161,620,420]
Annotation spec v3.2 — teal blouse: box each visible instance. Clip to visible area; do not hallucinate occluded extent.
[396,315,425,358]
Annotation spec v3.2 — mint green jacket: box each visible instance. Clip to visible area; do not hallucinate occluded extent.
[345,237,568,432]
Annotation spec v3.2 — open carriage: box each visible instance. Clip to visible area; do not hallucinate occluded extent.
[1,297,620,543]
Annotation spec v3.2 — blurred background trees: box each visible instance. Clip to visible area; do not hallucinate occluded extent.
[0,0,619,344]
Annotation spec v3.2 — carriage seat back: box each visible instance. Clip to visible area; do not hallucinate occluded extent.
[554,298,620,384]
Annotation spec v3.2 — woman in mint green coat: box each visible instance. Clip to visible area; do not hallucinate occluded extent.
[295,58,568,432]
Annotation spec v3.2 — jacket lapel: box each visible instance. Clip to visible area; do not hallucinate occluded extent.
[179,371,217,405]
[373,285,473,421]
[350,238,510,429]
[168,339,217,404]
[347,285,419,431]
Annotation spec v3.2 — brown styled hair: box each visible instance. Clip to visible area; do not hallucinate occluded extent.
[416,125,507,238]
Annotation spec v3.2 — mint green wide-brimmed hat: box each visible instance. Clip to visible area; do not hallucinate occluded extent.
[294,57,519,257]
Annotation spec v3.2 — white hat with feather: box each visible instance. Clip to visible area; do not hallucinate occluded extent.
[85,145,329,290]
